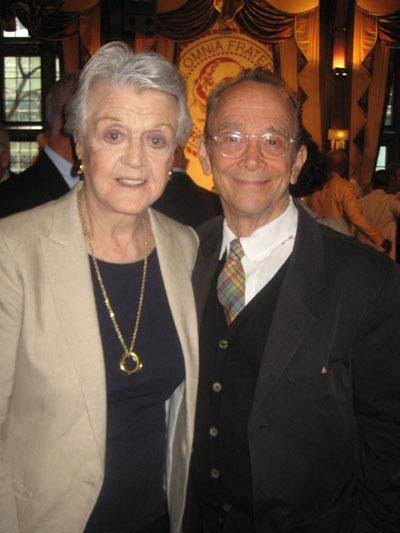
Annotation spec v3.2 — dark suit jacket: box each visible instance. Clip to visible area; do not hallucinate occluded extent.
[152,170,222,228]
[0,151,70,218]
[191,204,400,532]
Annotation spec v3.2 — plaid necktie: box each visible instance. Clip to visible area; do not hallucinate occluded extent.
[217,238,245,323]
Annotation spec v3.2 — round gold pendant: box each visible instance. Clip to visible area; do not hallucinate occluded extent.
[120,351,143,375]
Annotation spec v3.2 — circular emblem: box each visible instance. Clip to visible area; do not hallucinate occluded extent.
[179,24,274,188]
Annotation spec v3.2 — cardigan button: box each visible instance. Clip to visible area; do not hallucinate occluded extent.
[209,426,218,437]
[212,382,222,392]
[211,468,220,479]
[219,339,228,349]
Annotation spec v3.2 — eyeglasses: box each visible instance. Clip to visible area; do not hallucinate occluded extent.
[209,131,297,159]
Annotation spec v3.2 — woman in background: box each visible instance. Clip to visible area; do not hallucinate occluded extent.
[0,42,198,533]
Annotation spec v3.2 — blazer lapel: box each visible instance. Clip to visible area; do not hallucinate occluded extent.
[192,217,224,324]
[41,185,106,464]
[252,206,327,413]
[148,208,199,387]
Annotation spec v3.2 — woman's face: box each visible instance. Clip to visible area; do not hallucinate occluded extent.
[76,83,179,219]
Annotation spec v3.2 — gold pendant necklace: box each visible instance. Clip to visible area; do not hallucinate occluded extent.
[78,189,148,375]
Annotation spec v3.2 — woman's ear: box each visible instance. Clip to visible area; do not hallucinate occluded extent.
[198,135,212,175]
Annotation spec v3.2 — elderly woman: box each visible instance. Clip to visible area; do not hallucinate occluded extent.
[0,42,198,533]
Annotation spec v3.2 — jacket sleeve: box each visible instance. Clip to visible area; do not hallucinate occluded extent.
[352,261,400,532]
[0,232,21,533]
[341,182,384,245]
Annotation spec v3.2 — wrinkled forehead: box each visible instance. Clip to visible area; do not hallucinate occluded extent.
[208,81,297,134]
[84,82,179,128]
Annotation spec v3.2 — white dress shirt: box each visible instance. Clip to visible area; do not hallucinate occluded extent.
[219,198,298,305]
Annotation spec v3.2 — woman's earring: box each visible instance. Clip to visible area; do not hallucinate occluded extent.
[168,169,173,181]
[77,161,85,176]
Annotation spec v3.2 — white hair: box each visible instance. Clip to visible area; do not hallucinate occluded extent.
[65,41,192,147]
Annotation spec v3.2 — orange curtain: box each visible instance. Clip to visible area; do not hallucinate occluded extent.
[359,42,391,188]
[295,7,322,148]
[349,7,377,185]
[61,1,101,72]
[349,3,400,189]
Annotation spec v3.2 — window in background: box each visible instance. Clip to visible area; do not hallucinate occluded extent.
[375,146,387,171]
[1,17,61,173]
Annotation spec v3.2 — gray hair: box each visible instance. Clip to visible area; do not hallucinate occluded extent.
[65,41,192,147]
[0,123,9,153]
[204,67,302,146]
[45,73,80,136]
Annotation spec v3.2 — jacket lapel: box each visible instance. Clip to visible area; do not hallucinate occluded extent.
[252,206,326,413]
[41,185,106,464]
[192,216,224,324]
[148,209,199,387]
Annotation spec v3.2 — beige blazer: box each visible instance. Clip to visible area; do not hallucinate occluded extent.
[0,185,199,533]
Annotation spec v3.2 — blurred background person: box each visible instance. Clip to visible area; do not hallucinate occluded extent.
[306,149,391,253]
[153,144,222,227]
[290,129,351,235]
[0,42,198,533]
[0,73,79,218]
[0,123,16,184]
[356,169,400,260]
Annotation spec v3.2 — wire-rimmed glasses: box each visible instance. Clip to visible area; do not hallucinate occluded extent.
[209,131,297,159]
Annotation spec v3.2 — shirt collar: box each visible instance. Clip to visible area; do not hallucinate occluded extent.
[44,145,79,189]
[219,197,298,260]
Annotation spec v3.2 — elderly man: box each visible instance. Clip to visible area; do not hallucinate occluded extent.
[0,73,79,218]
[184,68,400,532]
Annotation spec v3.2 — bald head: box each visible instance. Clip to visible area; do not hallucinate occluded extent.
[325,150,348,178]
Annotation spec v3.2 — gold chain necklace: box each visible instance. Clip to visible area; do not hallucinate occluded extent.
[77,189,148,375]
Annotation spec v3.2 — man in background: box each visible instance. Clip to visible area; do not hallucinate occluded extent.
[0,73,79,218]
[153,145,222,227]
[357,169,400,260]
[0,124,16,184]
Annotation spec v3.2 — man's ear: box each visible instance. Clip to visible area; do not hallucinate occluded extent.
[290,144,307,185]
[198,135,212,175]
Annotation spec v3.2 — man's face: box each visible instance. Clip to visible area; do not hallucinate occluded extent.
[76,83,178,220]
[198,81,306,235]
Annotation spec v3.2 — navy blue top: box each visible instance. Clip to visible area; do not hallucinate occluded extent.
[85,249,184,532]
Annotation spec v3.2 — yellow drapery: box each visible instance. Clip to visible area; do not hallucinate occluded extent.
[61,1,100,72]
[295,7,322,148]
[360,43,391,188]
[349,6,392,189]
[58,0,398,191]
[357,0,400,15]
